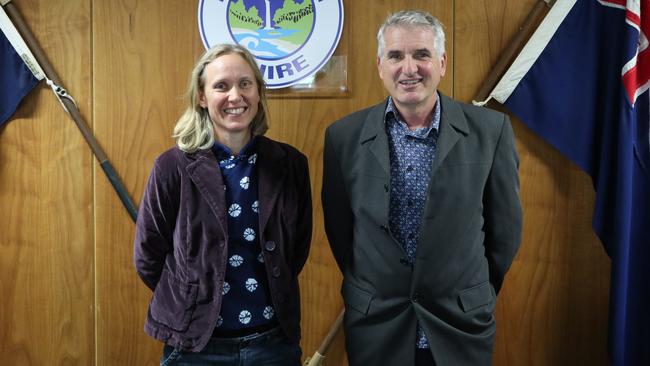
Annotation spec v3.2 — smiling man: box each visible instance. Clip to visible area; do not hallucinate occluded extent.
[322,10,523,366]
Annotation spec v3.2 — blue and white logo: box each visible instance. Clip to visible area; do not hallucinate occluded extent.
[199,0,344,89]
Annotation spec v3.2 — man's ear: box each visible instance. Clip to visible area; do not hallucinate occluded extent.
[439,52,447,78]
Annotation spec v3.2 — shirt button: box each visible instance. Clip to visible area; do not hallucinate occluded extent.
[265,241,276,251]
[272,266,281,277]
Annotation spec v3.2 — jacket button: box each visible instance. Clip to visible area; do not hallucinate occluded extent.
[379,225,388,233]
[272,266,281,277]
[265,241,276,251]
[412,292,420,302]
[399,257,409,266]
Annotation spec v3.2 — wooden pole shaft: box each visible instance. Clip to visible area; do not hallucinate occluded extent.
[474,0,554,103]
[3,0,138,221]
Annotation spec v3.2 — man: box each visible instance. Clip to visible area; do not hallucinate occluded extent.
[322,10,523,366]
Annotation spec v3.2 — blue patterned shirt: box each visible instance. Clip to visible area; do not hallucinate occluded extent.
[385,95,441,349]
[211,137,275,333]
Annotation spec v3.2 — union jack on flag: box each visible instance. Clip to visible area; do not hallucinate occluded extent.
[483,0,650,364]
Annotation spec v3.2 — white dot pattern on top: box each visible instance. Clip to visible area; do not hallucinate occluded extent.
[228,203,242,217]
[211,138,275,332]
[229,255,244,267]
[243,228,256,242]
[240,176,250,189]
[238,310,252,324]
[263,306,274,320]
[245,278,258,292]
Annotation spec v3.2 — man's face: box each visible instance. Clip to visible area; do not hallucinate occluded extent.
[377,25,446,113]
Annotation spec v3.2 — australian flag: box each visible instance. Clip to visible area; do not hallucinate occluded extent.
[1,4,41,126]
[485,0,650,364]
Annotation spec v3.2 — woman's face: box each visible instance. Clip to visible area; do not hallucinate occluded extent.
[198,53,260,140]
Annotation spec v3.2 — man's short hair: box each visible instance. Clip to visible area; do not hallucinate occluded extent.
[377,10,446,58]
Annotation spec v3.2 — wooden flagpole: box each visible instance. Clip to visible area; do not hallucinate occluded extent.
[473,0,555,104]
[304,309,344,366]
[2,0,138,222]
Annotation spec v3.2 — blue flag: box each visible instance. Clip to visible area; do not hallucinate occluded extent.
[485,0,650,364]
[0,5,42,126]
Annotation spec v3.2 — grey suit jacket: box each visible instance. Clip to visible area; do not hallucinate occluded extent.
[322,94,523,366]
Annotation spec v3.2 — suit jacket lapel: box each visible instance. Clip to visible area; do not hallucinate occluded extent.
[430,94,469,176]
[257,136,287,233]
[360,100,391,176]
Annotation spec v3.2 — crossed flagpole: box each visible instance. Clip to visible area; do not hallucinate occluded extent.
[0,0,138,222]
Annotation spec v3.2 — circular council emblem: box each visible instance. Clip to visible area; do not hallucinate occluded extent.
[198,0,344,89]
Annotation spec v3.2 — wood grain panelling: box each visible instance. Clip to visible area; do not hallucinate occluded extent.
[0,0,611,365]
[454,1,610,365]
[0,0,93,365]
[93,0,202,364]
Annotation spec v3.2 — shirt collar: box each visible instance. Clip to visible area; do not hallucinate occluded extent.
[384,93,441,137]
[211,135,258,161]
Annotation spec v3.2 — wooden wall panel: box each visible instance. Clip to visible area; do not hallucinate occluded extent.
[93,0,202,364]
[0,0,93,365]
[0,0,613,365]
[454,1,610,365]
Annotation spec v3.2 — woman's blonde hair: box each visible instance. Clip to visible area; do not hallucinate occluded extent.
[173,44,269,153]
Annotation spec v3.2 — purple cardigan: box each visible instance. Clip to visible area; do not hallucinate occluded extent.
[134,136,312,352]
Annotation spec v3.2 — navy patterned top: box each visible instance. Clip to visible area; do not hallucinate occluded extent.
[385,95,441,349]
[211,137,275,332]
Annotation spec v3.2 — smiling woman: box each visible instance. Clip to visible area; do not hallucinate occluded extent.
[133,44,313,366]
[172,44,270,154]
[198,53,260,154]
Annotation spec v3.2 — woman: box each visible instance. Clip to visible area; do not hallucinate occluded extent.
[134,44,312,366]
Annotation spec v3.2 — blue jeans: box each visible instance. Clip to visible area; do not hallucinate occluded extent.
[160,327,301,366]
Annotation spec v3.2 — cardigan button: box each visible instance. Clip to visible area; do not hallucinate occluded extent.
[272,266,281,277]
[265,241,276,251]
